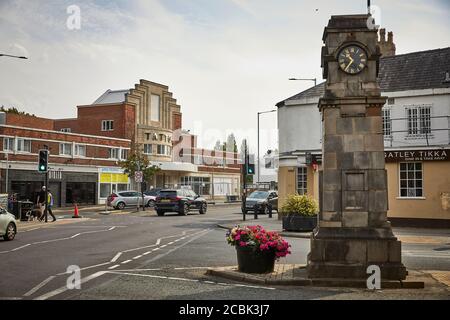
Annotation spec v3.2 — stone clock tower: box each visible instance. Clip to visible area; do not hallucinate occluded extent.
[307,15,407,280]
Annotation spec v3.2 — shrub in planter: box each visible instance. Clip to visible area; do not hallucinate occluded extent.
[280,194,319,232]
[226,225,291,273]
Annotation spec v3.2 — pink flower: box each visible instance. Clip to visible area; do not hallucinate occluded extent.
[239,241,247,247]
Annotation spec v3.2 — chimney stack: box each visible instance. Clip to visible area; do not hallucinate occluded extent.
[377,29,396,57]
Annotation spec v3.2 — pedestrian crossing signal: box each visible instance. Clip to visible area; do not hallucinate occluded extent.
[38,149,49,173]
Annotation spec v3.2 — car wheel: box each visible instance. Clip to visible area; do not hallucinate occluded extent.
[4,223,16,241]
[156,210,165,216]
[117,202,126,210]
[263,205,271,215]
[199,203,207,215]
[147,200,155,208]
[180,203,189,215]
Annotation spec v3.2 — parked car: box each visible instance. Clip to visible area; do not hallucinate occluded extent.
[0,207,17,241]
[242,190,278,215]
[107,191,156,210]
[154,189,207,216]
[143,188,162,197]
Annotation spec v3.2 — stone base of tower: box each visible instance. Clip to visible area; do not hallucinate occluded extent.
[307,230,407,280]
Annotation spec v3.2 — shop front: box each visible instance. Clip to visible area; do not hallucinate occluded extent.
[98,168,130,204]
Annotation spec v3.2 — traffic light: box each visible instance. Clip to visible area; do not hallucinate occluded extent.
[38,149,49,172]
[246,163,255,175]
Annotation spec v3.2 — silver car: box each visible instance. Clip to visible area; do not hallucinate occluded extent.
[107,191,156,210]
[0,207,17,241]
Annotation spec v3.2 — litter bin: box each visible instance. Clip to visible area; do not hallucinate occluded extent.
[12,201,34,221]
[19,201,34,221]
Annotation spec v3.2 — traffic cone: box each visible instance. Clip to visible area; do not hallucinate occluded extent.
[72,203,81,218]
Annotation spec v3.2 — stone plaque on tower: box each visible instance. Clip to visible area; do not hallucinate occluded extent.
[307,14,406,280]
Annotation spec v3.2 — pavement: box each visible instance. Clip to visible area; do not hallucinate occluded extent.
[1,205,449,300]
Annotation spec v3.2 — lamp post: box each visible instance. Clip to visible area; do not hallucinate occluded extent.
[257,110,277,184]
[288,78,317,86]
[0,54,28,60]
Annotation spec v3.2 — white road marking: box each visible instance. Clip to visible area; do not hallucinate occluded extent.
[23,276,56,297]
[143,251,151,255]
[403,250,450,259]
[108,265,120,270]
[121,260,132,264]
[1,227,117,254]
[133,255,143,260]
[160,245,167,248]
[35,271,108,300]
[153,248,160,251]
[167,242,174,245]
[107,271,275,290]
[173,267,210,270]
[111,253,122,263]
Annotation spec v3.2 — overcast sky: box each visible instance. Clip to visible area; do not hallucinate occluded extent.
[1,0,449,154]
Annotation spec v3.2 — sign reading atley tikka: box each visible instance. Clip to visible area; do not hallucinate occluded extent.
[385,149,449,162]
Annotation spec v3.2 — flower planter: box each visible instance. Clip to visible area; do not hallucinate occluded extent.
[282,214,318,232]
[236,246,276,274]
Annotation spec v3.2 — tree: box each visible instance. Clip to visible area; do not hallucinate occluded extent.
[119,146,160,183]
[119,144,161,210]
[226,133,238,153]
[214,140,222,151]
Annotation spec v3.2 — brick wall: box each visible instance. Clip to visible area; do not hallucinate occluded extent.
[6,113,54,130]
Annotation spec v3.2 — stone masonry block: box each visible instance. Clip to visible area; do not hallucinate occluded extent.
[367,240,389,263]
[370,152,385,169]
[344,135,364,152]
[353,152,370,169]
[319,221,342,228]
[388,241,402,263]
[323,152,337,170]
[369,190,388,212]
[345,240,367,263]
[364,134,384,152]
[342,211,369,227]
[323,190,341,212]
[336,118,353,135]
[353,118,372,134]
[322,211,341,221]
[368,212,387,227]
[338,152,354,170]
[340,105,366,117]
[342,191,368,212]
[324,135,343,153]
[370,116,383,134]
[323,170,340,191]
[324,240,348,261]
[368,169,387,191]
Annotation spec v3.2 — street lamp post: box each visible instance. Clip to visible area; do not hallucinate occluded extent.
[288,78,317,86]
[257,110,277,184]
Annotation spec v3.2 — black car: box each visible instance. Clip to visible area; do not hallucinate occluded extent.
[242,190,278,215]
[155,189,207,216]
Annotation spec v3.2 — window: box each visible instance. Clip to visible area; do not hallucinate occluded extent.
[382,108,392,137]
[157,145,166,155]
[74,144,86,157]
[60,128,71,133]
[297,167,307,195]
[100,183,111,198]
[151,95,160,122]
[166,146,171,156]
[3,137,14,152]
[407,105,431,135]
[399,162,423,198]
[143,144,153,155]
[17,139,31,153]
[120,149,129,160]
[59,143,72,156]
[101,120,114,131]
[109,148,119,159]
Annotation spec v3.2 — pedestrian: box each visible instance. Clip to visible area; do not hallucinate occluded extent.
[36,185,46,220]
[46,190,56,222]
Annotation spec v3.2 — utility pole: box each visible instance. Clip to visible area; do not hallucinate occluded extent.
[5,152,9,194]
[44,145,49,223]
[242,141,247,221]
[137,161,140,212]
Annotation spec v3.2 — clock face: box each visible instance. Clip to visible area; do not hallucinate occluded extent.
[338,45,368,74]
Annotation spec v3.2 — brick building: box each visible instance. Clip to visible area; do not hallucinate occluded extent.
[0,112,131,206]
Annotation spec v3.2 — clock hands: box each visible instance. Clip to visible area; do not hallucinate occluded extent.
[345,54,354,72]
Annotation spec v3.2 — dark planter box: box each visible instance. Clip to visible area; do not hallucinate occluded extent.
[282,214,318,232]
[236,246,275,274]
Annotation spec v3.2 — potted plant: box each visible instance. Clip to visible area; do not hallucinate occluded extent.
[281,194,318,232]
[226,225,291,273]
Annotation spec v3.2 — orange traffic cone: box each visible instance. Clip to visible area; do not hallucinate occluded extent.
[72,203,81,218]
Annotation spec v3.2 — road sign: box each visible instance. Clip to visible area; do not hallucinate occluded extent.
[135,171,143,183]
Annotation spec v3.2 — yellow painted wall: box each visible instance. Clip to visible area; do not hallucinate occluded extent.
[386,161,450,220]
[278,166,297,210]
